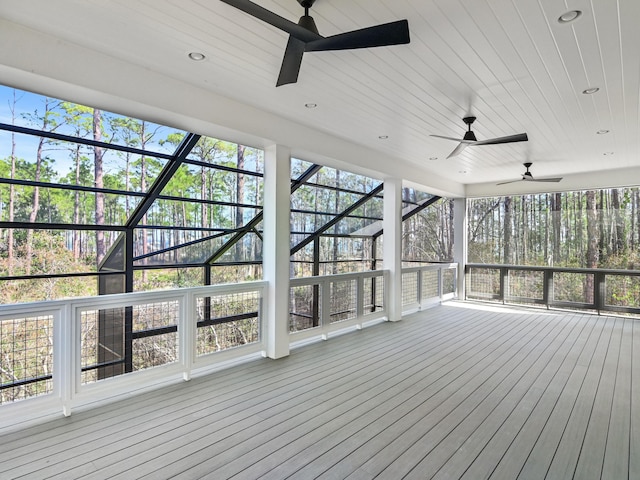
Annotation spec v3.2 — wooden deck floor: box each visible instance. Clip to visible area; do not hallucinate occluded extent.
[1,301,638,479]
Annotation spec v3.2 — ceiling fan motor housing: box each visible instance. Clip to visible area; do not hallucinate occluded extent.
[463,131,477,141]
[463,116,477,141]
[298,14,319,33]
[298,0,316,8]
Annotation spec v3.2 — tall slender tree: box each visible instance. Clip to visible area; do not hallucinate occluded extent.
[25,98,61,275]
[585,190,599,302]
[93,109,106,266]
[6,89,21,274]
[235,144,246,262]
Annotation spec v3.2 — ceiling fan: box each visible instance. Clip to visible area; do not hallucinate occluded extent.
[497,162,563,185]
[220,0,410,86]
[431,116,528,159]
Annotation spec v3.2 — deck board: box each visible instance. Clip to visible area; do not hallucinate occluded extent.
[572,317,624,479]
[408,311,582,479]
[630,319,640,479]
[600,318,632,479]
[0,302,637,480]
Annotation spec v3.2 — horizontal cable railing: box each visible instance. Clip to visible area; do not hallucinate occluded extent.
[466,263,640,315]
[401,263,458,313]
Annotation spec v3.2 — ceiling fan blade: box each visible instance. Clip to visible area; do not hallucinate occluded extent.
[220,0,323,42]
[497,179,522,185]
[305,19,410,52]
[430,134,474,143]
[447,142,469,158]
[533,177,563,183]
[474,133,529,146]
[276,36,305,86]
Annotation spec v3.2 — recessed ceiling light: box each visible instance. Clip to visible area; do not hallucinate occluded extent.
[429,157,438,161]
[305,103,317,109]
[459,170,468,174]
[558,10,582,23]
[582,87,600,94]
[188,52,206,61]
[597,129,610,135]
[603,152,614,156]
[378,135,389,140]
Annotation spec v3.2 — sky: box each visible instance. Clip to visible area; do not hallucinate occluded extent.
[0,85,182,179]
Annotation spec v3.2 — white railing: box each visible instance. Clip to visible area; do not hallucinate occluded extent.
[0,266,456,426]
[401,263,458,313]
[289,270,389,344]
[0,281,267,426]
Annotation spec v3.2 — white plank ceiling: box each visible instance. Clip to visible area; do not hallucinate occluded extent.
[0,0,638,196]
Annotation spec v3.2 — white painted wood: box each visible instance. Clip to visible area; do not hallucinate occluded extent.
[454,197,468,298]
[572,317,625,479]
[180,290,194,381]
[0,303,637,480]
[383,177,403,321]
[263,144,291,359]
[3,0,640,198]
[630,319,640,479]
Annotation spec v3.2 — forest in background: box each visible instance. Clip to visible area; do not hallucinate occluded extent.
[3,85,640,403]
[0,85,454,305]
[0,87,264,303]
[468,190,640,270]
[3,84,640,307]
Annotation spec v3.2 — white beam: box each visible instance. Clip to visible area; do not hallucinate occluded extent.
[454,198,468,299]
[383,178,403,322]
[262,145,291,359]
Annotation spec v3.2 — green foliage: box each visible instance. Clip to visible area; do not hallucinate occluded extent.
[468,190,640,269]
[0,85,267,304]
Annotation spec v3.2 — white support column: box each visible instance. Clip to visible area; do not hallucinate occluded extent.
[263,144,291,359]
[55,304,73,417]
[454,197,468,299]
[383,177,403,322]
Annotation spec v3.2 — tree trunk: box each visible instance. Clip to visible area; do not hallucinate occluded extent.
[585,190,599,303]
[598,190,606,259]
[7,89,18,275]
[611,188,625,255]
[140,121,148,283]
[633,190,639,252]
[504,196,512,264]
[235,145,246,262]
[551,192,561,266]
[448,199,454,260]
[332,170,340,274]
[93,109,106,266]
[25,100,55,275]
[201,165,207,229]
[73,144,81,260]
[125,153,131,216]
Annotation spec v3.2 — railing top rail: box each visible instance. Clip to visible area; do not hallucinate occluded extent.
[290,270,386,286]
[0,280,269,313]
[466,263,640,276]
[402,263,458,274]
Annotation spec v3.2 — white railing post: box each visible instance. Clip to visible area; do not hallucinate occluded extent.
[417,269,423,309]
[356,275,364,329]
[54,304,73,417]
[181,291,194,381]
[321,278,331,340]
